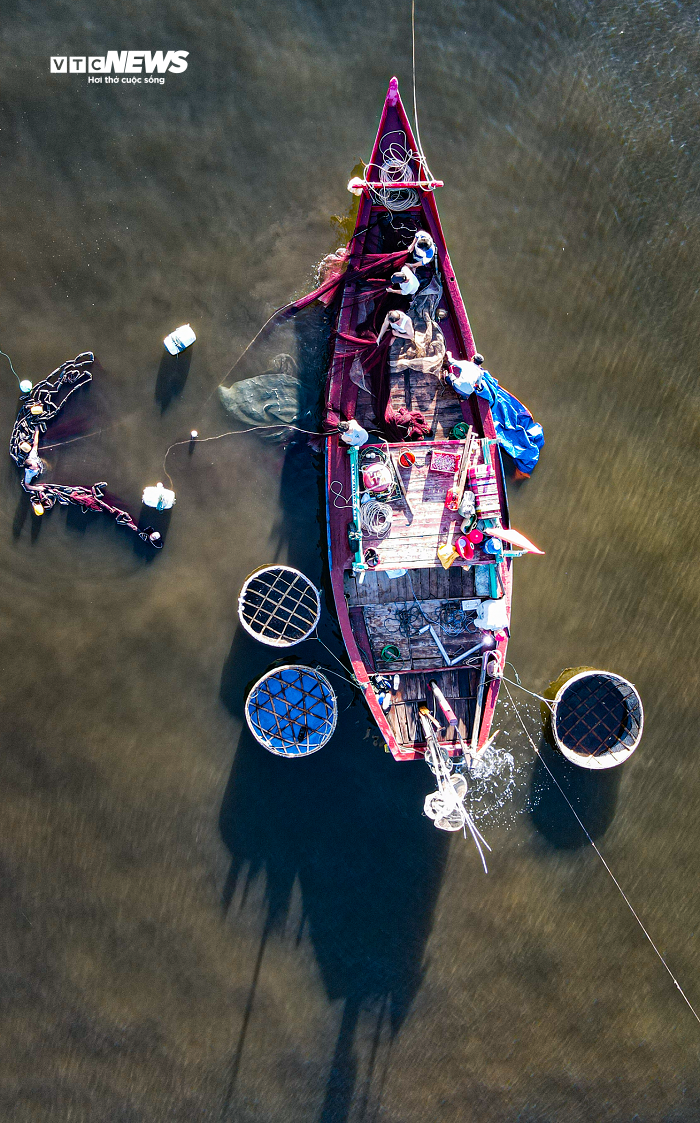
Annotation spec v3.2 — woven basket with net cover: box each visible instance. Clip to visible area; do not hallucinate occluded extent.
[245,665,337,756]
[238,565,321,647]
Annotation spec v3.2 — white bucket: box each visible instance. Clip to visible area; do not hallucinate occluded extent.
[164,324,196,355]
[142,482,176,510]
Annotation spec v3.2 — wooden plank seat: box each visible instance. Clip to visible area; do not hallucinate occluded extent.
[344,565,476,608]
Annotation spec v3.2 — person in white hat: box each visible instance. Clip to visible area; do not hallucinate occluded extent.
[408,230,436,266]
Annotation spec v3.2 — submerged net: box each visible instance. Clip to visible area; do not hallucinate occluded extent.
[552,671,643,759]
[218,214,431,443]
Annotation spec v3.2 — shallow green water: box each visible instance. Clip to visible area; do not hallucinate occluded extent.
[1,2,699,1120]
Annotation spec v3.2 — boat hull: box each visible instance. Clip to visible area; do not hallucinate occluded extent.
[324,78,511,762]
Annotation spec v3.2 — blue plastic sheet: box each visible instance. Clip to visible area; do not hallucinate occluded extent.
[475,370,544,476]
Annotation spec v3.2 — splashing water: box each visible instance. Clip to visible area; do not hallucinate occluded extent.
[463,694,542,828]
[464,743,518,826]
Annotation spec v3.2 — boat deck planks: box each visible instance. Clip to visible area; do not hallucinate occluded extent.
[389,670,478,746]
[356,440,496,571]
[344,564,484,675]
[361,597,482,672]
[343,566,476,609]
[354,361,465,441]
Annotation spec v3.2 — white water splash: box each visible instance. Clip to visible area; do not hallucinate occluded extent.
[463,696,542,827]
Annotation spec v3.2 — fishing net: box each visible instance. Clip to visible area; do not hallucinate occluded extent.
[245,665,337,757]
[9,353,161,548]
[238,565,321,647]
[551,671,643,768]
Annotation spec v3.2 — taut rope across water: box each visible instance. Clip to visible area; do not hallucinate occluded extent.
[503,680,700,1030]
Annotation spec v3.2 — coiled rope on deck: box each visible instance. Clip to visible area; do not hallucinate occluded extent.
[365,131,426,212]
[360,499,393,537]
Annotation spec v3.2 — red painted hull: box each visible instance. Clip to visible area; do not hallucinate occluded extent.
[324,78,511,761]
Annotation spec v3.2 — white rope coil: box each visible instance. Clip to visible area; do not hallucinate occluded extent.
[360,499,393,537]
[365,130,434,212]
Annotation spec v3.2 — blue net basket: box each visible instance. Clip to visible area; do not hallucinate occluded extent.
[245,665,338,757]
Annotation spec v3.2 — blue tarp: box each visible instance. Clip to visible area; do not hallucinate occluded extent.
[474,371,544,477]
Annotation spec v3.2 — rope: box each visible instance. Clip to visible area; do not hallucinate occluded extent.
[411,0,437,189]
[360,499,392,537]
[0,347,22,386]
[501,675,554,709]
[161,423,341,488]
[440,601,473,637]
[311,629,362,690]
[359,8,439,213]
[502,679,700,1029]
[365,132,421,211]
[329,480,352,509]
[397,602,425,638]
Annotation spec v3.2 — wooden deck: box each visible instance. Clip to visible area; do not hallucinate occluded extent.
[388,670,478,747]
[354,440,500,571]
[354,361,465,441]
[360,598,479,672]
[345,564,483,673]
[343,565,495,750]
[344,565,477,607]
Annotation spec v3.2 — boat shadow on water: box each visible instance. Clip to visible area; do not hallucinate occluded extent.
[527,735,622,849]
[218,719,450,1122]
[218,433,454,1122]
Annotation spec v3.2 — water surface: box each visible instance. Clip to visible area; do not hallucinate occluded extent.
[1,2,699,1120]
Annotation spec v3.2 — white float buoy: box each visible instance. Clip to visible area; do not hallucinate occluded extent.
[19,380,32,394]
[142,482,176,510]
[163,324,196,355]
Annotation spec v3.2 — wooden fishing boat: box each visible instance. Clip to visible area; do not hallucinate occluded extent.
[325,78,512,765]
